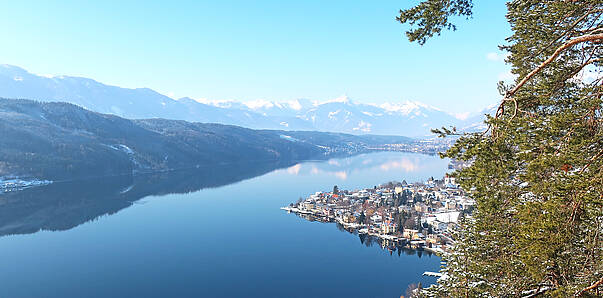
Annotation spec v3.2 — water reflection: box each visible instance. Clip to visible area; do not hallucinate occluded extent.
[0,160,295,237]
[0,152,449,239]
[0,153,448,238]
[0,152,446,298]
[294,212,435,258]
[281,153,446,183]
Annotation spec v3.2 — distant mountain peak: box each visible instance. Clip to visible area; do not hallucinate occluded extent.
[285,99,304,111]
[374,100,439,115]
[0,64,31,78]
[243,99,282,110]
[321,95,352,105]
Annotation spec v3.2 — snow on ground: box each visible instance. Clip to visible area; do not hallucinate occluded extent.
[0,178,52,193]
[279,135,299,142]
[106,144,135,155]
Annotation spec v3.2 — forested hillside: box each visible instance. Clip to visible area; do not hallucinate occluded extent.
[0,98,412,181]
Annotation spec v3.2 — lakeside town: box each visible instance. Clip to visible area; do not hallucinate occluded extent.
[282,174,474,255]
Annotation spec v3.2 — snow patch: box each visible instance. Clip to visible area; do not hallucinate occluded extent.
[243,99,276,110]
[352,120,372,132]
[107,144,134,155]
[119,184,134,194]
[319,95,351,105]
[279,135,299,142]
[328,110,341,119]
[192,98,240,108]
[286,99,303,111]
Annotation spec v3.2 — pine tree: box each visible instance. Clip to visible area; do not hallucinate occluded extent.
[398,0,603,296]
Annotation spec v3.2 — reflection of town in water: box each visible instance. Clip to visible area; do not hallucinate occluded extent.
[294,212,436,258]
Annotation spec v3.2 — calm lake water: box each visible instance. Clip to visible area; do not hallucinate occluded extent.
[0,152,448,298]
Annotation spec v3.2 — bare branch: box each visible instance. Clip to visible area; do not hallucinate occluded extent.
[577,275,603,296]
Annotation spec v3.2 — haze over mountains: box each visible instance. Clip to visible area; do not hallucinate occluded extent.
[0,64,494,137]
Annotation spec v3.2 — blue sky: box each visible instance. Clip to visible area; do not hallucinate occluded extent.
[0,0,511,114]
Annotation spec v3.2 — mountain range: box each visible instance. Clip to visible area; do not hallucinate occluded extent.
[0,64,494,137]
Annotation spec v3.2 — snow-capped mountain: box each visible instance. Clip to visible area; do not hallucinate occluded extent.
[459,104,498,132]
[187,95,467,136]
[0,64,488,137]
[296,96,462,136]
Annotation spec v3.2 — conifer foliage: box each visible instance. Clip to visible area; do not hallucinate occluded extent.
[398,1,603,296]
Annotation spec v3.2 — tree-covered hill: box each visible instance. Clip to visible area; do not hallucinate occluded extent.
[0,98,413,182]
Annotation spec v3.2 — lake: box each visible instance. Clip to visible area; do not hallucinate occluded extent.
[0,152,449,298]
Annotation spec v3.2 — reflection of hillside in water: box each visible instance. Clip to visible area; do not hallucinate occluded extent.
[282,153,427,181]
[0,160,295,237]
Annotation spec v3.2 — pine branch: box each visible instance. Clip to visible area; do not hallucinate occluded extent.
[490,32,603,137]
[530,7,601,60]
[506,32,603,105]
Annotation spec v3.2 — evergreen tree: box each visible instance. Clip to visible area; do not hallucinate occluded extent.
[398,0,603,296]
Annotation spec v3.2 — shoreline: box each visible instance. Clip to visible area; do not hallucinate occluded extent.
[281,206,437,250]
[0,178,53,193]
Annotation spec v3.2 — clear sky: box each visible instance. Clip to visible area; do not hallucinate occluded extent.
[0,0,511,114]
